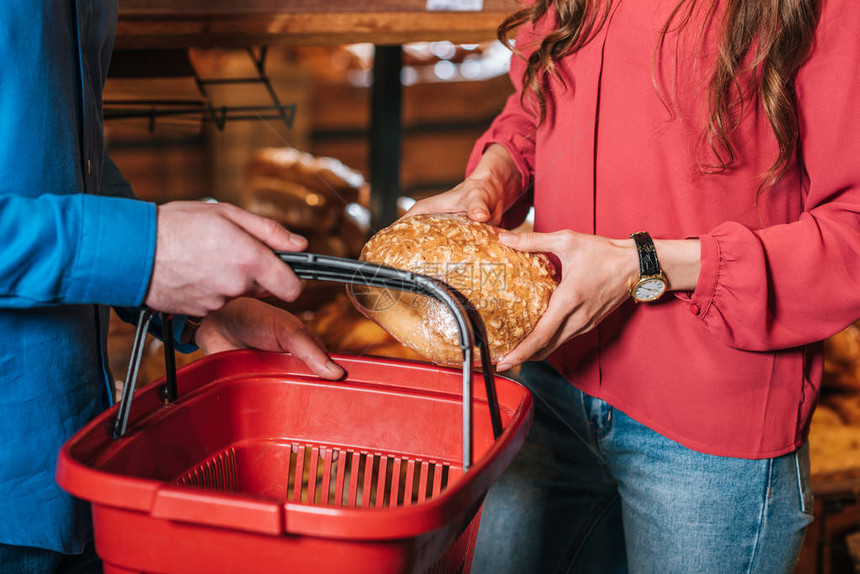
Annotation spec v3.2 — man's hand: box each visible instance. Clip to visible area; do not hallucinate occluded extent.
[195,297,345,380]
[145,201,306,316]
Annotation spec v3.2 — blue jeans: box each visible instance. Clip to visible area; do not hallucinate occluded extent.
[471,361,814,574]
[0,540,101,574]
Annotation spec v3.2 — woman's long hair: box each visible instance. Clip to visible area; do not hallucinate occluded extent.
[500,0,819,191]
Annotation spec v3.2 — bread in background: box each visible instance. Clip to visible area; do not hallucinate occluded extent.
[242,147,369,313]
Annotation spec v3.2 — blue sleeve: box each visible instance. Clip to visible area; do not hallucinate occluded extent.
[0,193,156,308]
[113,306,198,355]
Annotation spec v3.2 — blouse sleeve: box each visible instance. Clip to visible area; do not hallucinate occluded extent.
[689,0,860,351]
[465,19,541,227]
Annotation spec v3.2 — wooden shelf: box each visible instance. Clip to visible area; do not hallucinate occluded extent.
[117,0,518,49]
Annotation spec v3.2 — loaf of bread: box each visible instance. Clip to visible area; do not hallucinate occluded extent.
[242,184,341,234]
[349,213,558,365]
[246,147,364,205]
[242,147,366,235]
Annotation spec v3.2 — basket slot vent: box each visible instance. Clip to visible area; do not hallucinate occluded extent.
[306,447,320,504]
[175,444,455,508]
[418,462,429,504]
[320,447,334,505]
[390,457,402,507]
[402,460,416,507]
[347,451,361,507]
[375,456,388,508]
[292,445,306,503]
[363,454,376,507]
[176,447,238,492]
[432,460,444,498]
[285,444,453,509]
[333,449,347,506]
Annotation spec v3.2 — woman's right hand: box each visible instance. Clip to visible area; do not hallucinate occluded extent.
[404,143,521,226]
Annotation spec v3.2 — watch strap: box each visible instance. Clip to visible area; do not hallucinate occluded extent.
[631,231,661,276]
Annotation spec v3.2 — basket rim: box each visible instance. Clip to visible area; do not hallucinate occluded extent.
[56,350,533,540]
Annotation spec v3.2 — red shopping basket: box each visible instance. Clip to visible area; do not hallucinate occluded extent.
[56,253,533,574]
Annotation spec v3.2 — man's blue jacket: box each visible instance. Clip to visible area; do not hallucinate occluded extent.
[1,0,158,553]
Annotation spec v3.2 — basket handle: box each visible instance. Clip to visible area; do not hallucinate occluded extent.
[114,252,504,472]
[277,252,504,471]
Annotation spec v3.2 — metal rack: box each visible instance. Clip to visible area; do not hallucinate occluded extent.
[104,47,296,133]
[108,1,511,228]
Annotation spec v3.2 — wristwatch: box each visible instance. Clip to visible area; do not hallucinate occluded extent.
[629,231,668,303]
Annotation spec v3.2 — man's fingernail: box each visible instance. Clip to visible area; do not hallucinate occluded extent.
[497,363,512,372]
[326,361,345,377]
[289,232,307,247]
[499,233,514,243]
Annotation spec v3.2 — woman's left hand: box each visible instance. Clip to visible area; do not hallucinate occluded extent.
[495,230,639,371]
[194,297,345,380]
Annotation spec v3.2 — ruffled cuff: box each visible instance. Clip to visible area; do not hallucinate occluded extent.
[684,234,721,321]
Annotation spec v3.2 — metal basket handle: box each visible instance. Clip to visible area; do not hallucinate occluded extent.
[114,252,504,472]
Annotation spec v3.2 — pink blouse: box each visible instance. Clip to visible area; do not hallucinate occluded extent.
[467,0,860,458]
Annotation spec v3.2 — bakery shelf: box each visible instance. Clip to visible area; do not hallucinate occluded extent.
[116,0,518,49]
[111,1,519,227]
[105,48,295,133]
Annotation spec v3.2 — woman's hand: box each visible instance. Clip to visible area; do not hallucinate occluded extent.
[404,144,521,225]
[194,297,345,380]
[495,230,640,370]
[495,232,702,370]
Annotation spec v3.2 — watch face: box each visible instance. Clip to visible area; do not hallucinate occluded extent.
[634,277,667,302]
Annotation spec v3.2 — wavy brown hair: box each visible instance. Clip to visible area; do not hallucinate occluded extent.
[499,0,820,191]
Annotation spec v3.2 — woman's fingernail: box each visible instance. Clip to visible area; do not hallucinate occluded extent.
[498,233,514,243]
[497,363,512,372]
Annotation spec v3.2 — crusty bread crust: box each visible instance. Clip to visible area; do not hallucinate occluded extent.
[350,213,558,365]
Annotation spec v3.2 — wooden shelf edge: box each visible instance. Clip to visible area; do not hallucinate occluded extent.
[119,0,516,15]
[116,12,511,49]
